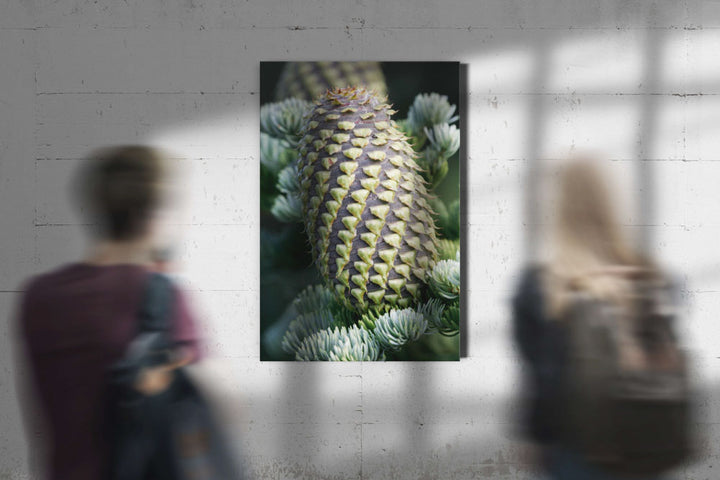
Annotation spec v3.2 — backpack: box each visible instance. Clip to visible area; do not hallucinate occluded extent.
[561,274,692,476]
[106,273,244,480]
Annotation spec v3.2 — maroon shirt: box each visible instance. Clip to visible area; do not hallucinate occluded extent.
[16,263,202,480]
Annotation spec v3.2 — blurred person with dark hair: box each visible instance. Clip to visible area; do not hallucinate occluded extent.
[14,146,202,480]
[512,158,689,479]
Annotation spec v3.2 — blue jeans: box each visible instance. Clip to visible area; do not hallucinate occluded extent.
[542,448,669,480]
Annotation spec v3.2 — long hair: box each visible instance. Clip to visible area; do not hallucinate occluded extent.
[544,158,655,317]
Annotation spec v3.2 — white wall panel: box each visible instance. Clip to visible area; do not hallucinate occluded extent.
[2,0,720,478]
[0,30,36,291]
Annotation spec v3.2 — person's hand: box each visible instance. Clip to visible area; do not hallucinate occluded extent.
[134,365,175,395]
[134,351,190,395]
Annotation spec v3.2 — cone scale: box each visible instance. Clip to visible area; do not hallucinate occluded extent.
[276,61,387,101]
[297,87,439,312]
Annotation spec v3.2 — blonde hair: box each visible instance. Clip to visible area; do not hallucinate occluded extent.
[545,158,654,317]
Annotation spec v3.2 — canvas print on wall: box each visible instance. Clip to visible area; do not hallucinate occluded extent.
[260,62,461,361]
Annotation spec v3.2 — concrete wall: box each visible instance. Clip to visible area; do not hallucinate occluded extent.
[2,1,719,478]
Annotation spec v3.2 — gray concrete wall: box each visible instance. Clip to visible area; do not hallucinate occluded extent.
[1,1,719,478]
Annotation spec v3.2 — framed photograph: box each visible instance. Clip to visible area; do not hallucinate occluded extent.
[260,61,460,361]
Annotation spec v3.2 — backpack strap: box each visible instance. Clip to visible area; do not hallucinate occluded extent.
[136,272,175,335]
[113,273,175,375]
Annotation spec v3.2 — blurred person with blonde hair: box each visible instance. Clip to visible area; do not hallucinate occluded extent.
[512,158,689,479]
[14,146,202,480]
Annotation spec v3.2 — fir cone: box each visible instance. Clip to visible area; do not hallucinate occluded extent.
[297,87,439,311]
[276,62,387,102]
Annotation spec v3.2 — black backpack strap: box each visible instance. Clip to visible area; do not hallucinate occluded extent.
[137,272,175,335]
[113,273,176,374]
